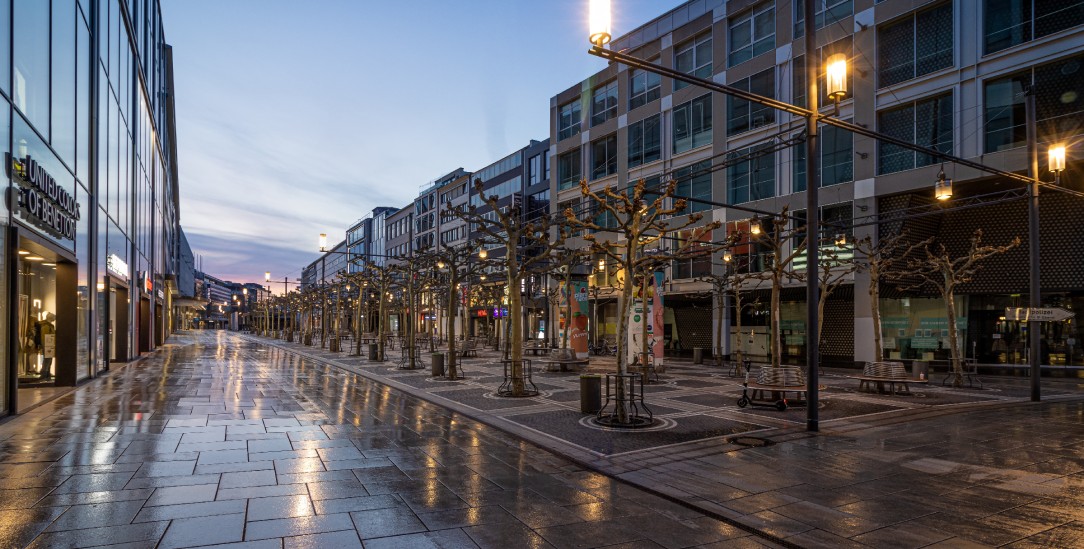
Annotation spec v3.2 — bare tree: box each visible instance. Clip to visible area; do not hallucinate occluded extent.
[746,208,806,369]
[539,246,590,355]
[566,178,719,422]
[852,231,933,362]
[815,241,859,350]
[425,242,486,379]
[448,180,566,396]
[902,230,1020,387]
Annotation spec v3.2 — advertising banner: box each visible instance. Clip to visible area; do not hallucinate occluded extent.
[571,280,589,358]
[652,271,665,366]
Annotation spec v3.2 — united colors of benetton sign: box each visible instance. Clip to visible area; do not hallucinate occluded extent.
[8,154,80,240]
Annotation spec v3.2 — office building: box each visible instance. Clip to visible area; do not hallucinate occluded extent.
[549,0,1084,366]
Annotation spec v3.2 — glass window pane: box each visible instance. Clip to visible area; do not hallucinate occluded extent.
[14,0,50,134]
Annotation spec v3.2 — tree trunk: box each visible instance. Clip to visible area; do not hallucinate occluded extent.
[733,289,745,367]
[446,276,459,379]
[377,290,386,361]
[869,267,884,362]
[562,273,572,350]
[508,272,525,395]
[944,279,963,388]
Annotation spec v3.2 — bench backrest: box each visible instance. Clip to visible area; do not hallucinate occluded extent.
[755,366,805,387]
[863,361,909,379]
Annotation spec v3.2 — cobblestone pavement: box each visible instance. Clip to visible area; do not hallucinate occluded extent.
[257,332,1084,548]
[0,331,772,549]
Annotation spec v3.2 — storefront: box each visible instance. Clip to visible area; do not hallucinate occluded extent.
[101,254,130,365]
[6,149,85,412]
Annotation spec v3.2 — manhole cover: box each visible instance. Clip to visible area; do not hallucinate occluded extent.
[730,436,773,447]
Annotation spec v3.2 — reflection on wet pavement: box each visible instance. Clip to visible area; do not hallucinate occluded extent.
[0,331,769,548]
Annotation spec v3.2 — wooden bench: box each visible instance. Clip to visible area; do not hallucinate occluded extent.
[747,366,808,403]
[852,361,927,395]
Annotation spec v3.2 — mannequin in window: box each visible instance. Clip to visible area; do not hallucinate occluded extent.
[36,312,56,380]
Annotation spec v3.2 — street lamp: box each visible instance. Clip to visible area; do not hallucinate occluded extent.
[1050,145,1067,185]
[479,248,488,259]
[825,53,848,108]
[722,250,733,263]
[749,217,762,235]
[588,0,611,47]
[319,233,328,252]
[934,167,953,201]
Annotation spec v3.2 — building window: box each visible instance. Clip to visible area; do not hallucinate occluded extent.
[794,121,854,189]
[673,160,712,216]
[727,145,775,204]
[629,67,662,110]
[984,0,1084,55]
[984,54,1083,153]
[728,68,775,135]
[558,148,582,190]
[591,134,618,180]
[558,100,581,141]
[729,2,775,67]
[674,32,712,91]
[591,81,618,126]
[671,228,713,279]
[794,0,853,37]
[880,95,953,173]
[627,114,661,168]
[529,154,542,184]
[879,3,953,87]
[13,0,50,133]
[673,94,713,154]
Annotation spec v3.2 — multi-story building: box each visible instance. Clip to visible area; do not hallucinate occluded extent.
[0,0,184,415]
[416,169,467,253]
[549,0,1084,366]
[346,206,397,272]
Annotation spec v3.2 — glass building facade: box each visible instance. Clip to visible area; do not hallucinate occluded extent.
[0,0,181,415]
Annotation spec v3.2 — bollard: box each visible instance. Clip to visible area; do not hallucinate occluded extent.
[580,374,602,414]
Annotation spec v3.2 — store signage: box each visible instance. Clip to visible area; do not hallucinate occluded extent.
[8,154,80,240]
[107,254,128,279]
[476,309,488,317]
[142,271,152,293]
[1005,307,1075,322]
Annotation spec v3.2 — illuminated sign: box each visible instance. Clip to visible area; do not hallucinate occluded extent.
[106,254,128,279]
[141,271,152,293]
[8,154,80,240]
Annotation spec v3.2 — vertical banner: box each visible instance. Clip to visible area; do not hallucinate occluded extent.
[627,300,645,366]
[571,280,589,358]
[652,271,665,366]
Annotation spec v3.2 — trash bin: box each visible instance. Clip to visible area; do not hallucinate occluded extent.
[911,361,929,380]
[693,347,704,364]
[330,337,340,352]
[368,343,379,360]
[580,374,602,414]
[431,353,445,377]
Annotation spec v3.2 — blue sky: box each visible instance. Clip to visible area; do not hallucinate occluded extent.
[161,0,685,286]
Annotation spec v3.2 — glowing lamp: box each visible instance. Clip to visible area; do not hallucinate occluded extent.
[934,168,953,201]
[589,0,612,47]
[318,233,328,252]
[1049,145,1066,173]
[826,53,848,103]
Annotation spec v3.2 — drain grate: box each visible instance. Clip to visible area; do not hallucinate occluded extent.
[729,436,773,447]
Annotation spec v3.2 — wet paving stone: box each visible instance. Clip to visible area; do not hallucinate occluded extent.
[8,332,1082,547]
